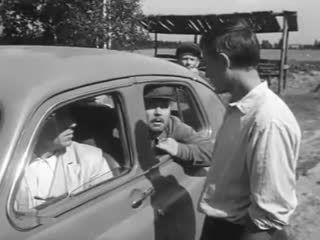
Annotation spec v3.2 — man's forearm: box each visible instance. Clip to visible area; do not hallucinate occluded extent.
[176,141,212,165]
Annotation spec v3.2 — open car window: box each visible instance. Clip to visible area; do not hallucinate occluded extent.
[13,93,131,216]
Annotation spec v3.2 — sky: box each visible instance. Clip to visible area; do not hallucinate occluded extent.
[141,0,319,44]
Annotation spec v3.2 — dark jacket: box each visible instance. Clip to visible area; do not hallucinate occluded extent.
[155,116,214,166]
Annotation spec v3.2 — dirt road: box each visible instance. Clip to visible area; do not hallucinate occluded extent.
[281,72,320,240]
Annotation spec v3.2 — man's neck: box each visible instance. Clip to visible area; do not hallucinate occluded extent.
[150,131,161,140]
[190,68,199,74]
[229,69,261,103]
[34,144,64,159]
[34,148,56,159]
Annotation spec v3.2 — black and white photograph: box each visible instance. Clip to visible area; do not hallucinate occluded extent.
[0,0,319,239]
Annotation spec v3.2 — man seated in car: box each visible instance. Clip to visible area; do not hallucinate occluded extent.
[15,107,114,210]
[144,85,213,165]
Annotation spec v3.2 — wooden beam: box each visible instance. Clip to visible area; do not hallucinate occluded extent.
[283,30,290,89]
[279,15,289,94]
[144,11,298,35]
[194,34,198,43]
[154,33,158,56]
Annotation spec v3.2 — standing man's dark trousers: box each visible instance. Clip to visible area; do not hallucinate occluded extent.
[200,217,288,240]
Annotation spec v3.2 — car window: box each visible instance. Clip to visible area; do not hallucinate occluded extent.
[173,86,203,131]
[13,93,130,213]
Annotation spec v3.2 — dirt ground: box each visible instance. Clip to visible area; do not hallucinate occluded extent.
[273,66,320,240]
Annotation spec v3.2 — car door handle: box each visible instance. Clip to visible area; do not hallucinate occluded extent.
[131,187,154,209]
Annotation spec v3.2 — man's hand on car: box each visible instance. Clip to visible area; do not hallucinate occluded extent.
[156,137,179,156]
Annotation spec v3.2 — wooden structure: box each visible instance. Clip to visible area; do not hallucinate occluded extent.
[140,11,298,94]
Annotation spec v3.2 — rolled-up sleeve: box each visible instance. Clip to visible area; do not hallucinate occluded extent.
[246,120,300,230]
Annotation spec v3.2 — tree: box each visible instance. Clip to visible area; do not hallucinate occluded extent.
[0,0,45,44]
[274,38,283,49]
[261,40,273,49]
[313,40,320,49]
[0,0,149,48]
[109,0,148,50]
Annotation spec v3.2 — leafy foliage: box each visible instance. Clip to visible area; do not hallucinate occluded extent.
[260,40,273,49]
[0,0,44,43]
[0,0,149,48]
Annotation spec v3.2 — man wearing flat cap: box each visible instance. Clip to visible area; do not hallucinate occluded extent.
[144,85,213,165]
[176,42,206,79]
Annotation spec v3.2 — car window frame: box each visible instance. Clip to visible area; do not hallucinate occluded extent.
[172,85,204,131]
[7,79,139,230]
[137,76,212,137]
[135,76,214,168]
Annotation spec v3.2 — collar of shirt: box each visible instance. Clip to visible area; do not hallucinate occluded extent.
[228,81,268,114]
[35,154,58,172]
[151,129,169,146]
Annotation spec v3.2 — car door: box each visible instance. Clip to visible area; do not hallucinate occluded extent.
[134,76,225,240]
[3,79,159,240]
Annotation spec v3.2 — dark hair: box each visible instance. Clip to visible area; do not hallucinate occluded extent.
[200,18,260,68]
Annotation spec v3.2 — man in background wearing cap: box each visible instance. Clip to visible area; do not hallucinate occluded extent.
[144,85,213,165]
[176,42,207,80]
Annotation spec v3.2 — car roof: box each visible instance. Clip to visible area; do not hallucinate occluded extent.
[0,45,193,106]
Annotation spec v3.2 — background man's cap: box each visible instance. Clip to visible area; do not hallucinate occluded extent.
[176,42,202,58]
[144,86,175,101]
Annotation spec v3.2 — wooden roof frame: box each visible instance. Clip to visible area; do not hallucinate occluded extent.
[141,11,298,94]
[141,11,298,34]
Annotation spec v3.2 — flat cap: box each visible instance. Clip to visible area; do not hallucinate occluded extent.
[144,86,175,101]
[176,42,201,58]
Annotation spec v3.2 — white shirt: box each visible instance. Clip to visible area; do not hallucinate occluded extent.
[198,82,301,229]
[15,142,113,210]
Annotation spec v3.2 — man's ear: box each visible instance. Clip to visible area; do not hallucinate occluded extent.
[218,52,231,69]
[169,101,176,110]
[195,58,200,68]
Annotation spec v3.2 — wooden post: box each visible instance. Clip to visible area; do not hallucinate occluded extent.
[283,29,290,89]
[194,34,198,44]
[279,14,289,94]
[154,33,158,56]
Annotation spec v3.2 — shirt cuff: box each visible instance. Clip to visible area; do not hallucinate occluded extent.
[248,204,291,230]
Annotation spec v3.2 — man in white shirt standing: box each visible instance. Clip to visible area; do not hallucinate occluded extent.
[198,19,301,240]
